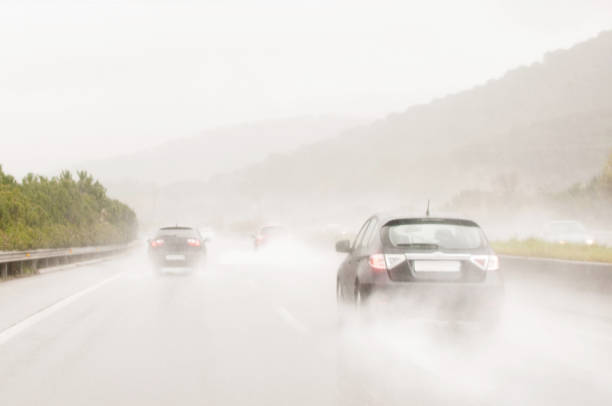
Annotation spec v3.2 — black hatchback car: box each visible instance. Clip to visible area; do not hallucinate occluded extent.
[336,214,504,322]
[148,226,207,270]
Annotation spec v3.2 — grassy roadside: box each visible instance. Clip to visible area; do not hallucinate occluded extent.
[491,238,612,264]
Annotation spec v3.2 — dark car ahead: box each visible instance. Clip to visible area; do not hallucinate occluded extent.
[148,226,206,271]
[336,214,504,323]
[253,225,289,249]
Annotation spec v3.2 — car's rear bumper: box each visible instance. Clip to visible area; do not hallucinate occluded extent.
[149,251,204,267]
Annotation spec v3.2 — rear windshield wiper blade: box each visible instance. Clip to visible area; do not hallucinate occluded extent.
[395,243,440,249]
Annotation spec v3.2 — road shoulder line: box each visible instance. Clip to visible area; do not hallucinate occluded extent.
[0,272,124,346]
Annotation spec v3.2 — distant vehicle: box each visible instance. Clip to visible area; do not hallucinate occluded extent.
[335,214,504,324]
[541,220,595,245]
[148,226,207,271]
[253,225,289,249]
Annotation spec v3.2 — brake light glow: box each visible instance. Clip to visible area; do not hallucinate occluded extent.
[470,255,499,271]
[187,238,201,247]
[151,239,164,247]
[369,254,386,271]
[369,254,406,272]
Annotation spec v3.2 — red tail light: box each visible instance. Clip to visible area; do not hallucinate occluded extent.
[368,254,387,272]
[470,255,499,271]
[187,238,201,247]
[151,239,164,248]
[369,254,406,272]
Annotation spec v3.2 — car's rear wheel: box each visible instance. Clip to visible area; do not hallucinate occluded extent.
[354,279,369,307]
[337,278,349,325]
[354,280,374,308]
[354,280,378,325]
[336,278,345,303]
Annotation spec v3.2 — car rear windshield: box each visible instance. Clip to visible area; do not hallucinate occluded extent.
[156,227,198,238]
[384,220,486,250]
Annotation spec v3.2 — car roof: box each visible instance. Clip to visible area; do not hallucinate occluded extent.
[370,211,481,228]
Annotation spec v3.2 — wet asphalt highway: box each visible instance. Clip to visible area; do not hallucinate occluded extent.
[1,237,611,406]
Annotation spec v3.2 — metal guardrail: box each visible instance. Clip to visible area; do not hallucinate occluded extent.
[0,244,133,280]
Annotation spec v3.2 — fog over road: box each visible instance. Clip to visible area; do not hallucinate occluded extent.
[1,237,611,405]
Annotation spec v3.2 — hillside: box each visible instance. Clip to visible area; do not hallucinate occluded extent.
[194,30,612,219]
[79,115,362,185]
[108,30,612,229]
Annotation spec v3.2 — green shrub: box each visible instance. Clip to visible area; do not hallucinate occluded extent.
[0,166,137,251]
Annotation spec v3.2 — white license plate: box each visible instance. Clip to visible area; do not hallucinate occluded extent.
[413,260,461,272]
[165,254,186,261]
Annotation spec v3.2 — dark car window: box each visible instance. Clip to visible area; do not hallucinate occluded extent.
[385,222,486,250]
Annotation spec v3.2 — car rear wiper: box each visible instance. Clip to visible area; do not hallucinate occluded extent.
[396,243,440,249]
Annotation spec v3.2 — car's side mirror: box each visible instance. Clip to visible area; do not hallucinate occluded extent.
[335,239,352,253]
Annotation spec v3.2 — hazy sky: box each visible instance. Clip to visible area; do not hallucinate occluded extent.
[1,0,611,178]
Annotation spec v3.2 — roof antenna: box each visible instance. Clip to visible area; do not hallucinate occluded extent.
[426,200,430,217]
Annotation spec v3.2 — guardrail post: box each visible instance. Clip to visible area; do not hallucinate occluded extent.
[0,242,133,282]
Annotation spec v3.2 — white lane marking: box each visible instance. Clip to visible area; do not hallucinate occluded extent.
[38,257,113,275]
[0,272,124,346]
[276,306,310,335]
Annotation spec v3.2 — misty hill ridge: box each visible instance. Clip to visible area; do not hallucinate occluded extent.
[79,115,362,185]
[202,30,612,207]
